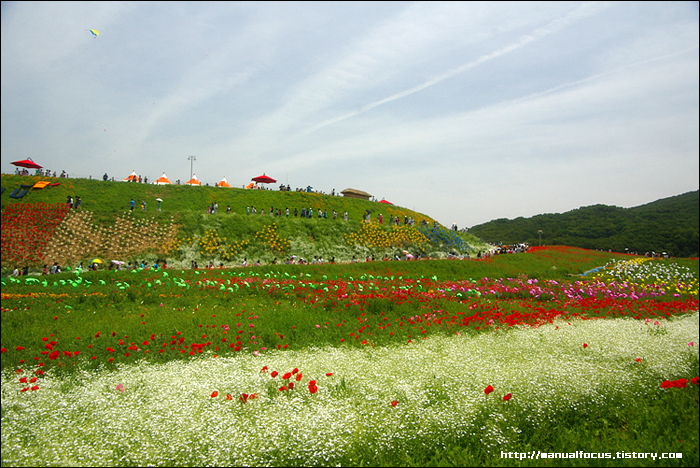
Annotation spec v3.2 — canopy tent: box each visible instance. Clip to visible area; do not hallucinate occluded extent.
[252,174,276,184]
[11,158,43,169]
[185,174,201,186]
[154,173,172,185]
[122,170,138,182]
[245,182,255,189]
[217,177,232,188]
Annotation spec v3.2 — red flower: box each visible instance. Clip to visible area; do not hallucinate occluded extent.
[270,371,278,378]
[226,394,233,400]
[390,400,398,407]
[661,379,689,389]
[308,380,318,394]
[583,343,588,348]
[484,385,494,395]
[288,382,295,390]
[325,373,333,377]
[691,377,699,386]
[211,391,219,398]
[291,367,299,374]
[296,372,303,381]
[240,393,248,403]
[503,393,512,401]
[279,386,287,391]
[260,366,268,372]
[16,346,25,351]
[49,350,59,360]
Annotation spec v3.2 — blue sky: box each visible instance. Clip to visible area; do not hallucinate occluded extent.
[2,1,698,228]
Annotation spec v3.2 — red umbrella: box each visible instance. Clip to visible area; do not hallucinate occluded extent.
[252,174,276,184]
[11,158,43,169]
[379,199,393,205]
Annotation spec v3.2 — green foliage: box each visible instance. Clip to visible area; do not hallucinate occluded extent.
[468,191,699,257]
[2,174,487,270]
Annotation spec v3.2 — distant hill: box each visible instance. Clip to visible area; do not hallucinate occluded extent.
[467,191,699,257]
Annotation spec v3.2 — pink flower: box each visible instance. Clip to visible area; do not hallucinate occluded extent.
[116,384,124,393]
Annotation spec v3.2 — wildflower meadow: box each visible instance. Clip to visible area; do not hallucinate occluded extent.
[1,248,698,466]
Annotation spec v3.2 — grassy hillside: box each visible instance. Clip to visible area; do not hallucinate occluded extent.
[468,191,699,257]
[1,174,490,270]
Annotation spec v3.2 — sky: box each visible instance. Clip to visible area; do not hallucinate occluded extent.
[2,1,698,229]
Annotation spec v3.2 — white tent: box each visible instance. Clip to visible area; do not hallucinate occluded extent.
[185,174,201,186]
[154,172,172,185]
[217,177,232,188]
[122,170,138,182]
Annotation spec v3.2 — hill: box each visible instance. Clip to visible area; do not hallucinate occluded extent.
[467,191,699,257]
[1,174,489,270]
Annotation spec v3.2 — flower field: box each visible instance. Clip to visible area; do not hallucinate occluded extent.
[1,248,698,466]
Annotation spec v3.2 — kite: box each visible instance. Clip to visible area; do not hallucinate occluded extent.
[88,29,99,38]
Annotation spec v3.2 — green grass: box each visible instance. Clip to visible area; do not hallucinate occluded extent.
[2,174,699,466]
[2,173,494,269]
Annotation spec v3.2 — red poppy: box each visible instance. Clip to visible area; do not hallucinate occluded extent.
[296,372,303,381]
[583,343,588,348]
[226,394,233,400]
[503,393,512,401]
[326,373,333,377]
[288,382,295,389]
[484,385,494,395]
[291,367,299,374]
[270,371,278,378]
[260,366,268,372]
[691,377,699,386]
[211,391,219,398]
[240,393,248,403]
[282,372,292,380]
[49,350,59,360]
[390,400,398,407]
[308,380,318,394]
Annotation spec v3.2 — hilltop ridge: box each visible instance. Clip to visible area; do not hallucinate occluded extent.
[1,174,489,269]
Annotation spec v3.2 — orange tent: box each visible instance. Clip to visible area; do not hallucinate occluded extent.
[154,172,172,185]
[217,177,232,188]
[245,182,255,189]
[122,170,138,182]
[185,174,201,186]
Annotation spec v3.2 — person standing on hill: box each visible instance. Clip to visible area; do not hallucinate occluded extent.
[142,200,147,211]
[130,199,135,211]
[75,197,82,210]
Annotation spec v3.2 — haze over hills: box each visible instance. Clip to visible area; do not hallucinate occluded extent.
[467,191,699,257]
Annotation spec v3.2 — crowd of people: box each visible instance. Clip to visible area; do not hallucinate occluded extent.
[14,168,69,178]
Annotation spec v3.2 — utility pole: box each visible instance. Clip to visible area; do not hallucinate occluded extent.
[188,155,196,185]
[538,230,543,246]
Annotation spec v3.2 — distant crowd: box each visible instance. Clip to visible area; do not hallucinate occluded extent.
[15,168,69,178]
